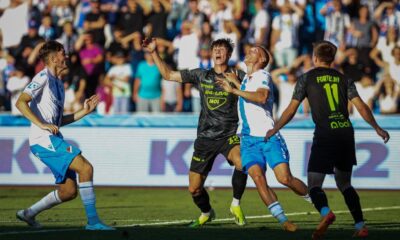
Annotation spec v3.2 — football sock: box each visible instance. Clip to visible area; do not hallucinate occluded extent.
[355,221,365,230]
[309,187,330,216]
[268,201,288,224]
[192,188,211,213]
[26,190,62,218]
[232,169,247,200]
[342,187,364,224]
[79,181,100,225]
[231,198,240,207]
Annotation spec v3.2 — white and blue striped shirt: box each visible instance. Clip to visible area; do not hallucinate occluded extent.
[237,69,275,137]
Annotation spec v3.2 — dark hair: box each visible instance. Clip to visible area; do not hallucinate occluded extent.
[210,38,234,55]
[312,40,337,65]
[38,40,64,64]
[256,45,270,68]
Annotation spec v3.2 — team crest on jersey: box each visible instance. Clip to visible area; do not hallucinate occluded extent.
[206,97,226,110]
[66,146,72,153]
[27,82,40,90]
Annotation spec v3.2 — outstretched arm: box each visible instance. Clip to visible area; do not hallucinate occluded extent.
[351,96,390,143]
[61,95,99,126]
[142,38,182,82]
[265,99,301,139]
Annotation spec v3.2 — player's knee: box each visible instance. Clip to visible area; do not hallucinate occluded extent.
[188,186,202,196]
[251,174,265,186]
[277,175,292,186]
[336,181,352,193]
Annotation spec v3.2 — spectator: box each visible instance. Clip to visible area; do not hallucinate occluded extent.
[373,73,399,114]
[50,0,74,36]
[351,75,375,118]
[161,80,183,112]
[270,2,303,67]
[83,0,107,45]
[246,0,269,46]
[6,64,30,115]
[147,0,171,40]
[370,27,399,68]
[76,32,104,98]
[105,50,132,114]
[374,1,400,46]
[133,52,162,112]
[337,48,368,83]
[347,5,378,69]
[62,52,87,113]
[215,16,241,66]
[371,46,400,86]
[321,0,350,49]
[15,19,44,78]
[172,20,200,70]
[57,21,79,55]
[0,0,30,54]
[117,0,150,37]
[38,14,56,41]
[183,0,207,33]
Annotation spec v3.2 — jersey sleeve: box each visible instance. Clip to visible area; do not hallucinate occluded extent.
[255,71,271,90]
[347,77,360,100]
[180,68,202,84]
[23,73,47,99]
[292,73,307,101]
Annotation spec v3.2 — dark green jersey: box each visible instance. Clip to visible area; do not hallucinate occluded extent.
[292,67,359,134]
[181,67,246,140]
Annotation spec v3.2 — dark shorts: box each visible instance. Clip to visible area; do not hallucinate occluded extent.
[190,135,240,175]
[308,133,356,174]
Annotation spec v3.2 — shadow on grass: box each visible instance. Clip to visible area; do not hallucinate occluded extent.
[1,224,400,240]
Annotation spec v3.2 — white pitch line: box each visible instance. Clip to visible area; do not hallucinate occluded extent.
[1,205,399,236]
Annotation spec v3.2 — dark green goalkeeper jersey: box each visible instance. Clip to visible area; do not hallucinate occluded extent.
[180,67,246,140]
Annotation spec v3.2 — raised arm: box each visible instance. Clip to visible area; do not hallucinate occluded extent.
[61,95,99,126]
[350,96,390,143]
[142,38,182,82]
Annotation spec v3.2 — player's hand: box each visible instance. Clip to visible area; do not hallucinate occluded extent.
[40,123,59,135]
[216,77,233,93]
[142,37,156,53]
[265,129,276,141]
[376,127,390,143]
[83,95,99,114]
[223,72,240,85]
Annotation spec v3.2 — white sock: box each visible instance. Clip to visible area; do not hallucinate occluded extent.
[302,194,312,204]
[231,198,240,206]
[201,211,211,217]
[26,190,62,218]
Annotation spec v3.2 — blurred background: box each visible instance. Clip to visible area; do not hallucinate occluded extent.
[0,0,399,189]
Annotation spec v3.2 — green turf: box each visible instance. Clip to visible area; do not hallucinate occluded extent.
[0,187,399,240]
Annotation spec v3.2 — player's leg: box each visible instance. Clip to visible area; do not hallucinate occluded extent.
[187,138,218,227]
[247,164,297,232]
[273,163,311,203]
[309,171,336,240]
[188,171,215,227]
[16,180,71,228]
[226,144,248,226]
[334,168,368,238]
[69,154,114,230]
[17,136,78,228]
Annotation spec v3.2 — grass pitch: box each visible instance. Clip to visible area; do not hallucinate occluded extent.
[0,187,399,240]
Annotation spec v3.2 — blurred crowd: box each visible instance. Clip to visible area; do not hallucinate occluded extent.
[0,0,399,118]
